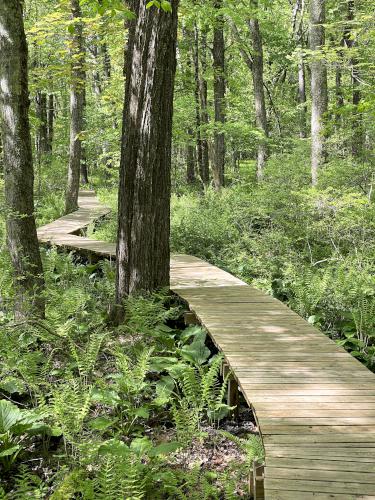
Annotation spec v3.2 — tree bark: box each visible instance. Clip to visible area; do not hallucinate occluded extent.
[35,91,48,155]
[212,0,226,189]
[0,0,45,319]
[310,0,328,186]
[199,28,210,184]
[65,0,85,214]
[293,0,307,139]
[192,26,208,185]
[249,5,268,180]
[186,129,196,184]
[344,0,363,157]
[47,94,54,152]
[114,0,179,322]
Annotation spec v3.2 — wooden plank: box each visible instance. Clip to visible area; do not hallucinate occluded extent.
[266,457,375,473]
[266,490,375,499]
[266,467,375,485]
[260,417,375,426]
[264,478,375,495]
[262,433,375,443]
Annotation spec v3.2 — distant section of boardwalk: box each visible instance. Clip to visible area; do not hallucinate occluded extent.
[38,191,375,499]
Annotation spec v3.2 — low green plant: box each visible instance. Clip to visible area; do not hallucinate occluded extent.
[0,400,45,471]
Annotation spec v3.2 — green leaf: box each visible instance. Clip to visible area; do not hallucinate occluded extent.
[89,416,117,431]
[149,441,180,457]
[134,406,150,419]
[130,436,153,456]
[0,400,23,434]
[161,1,172,12]
[98,439,129,457]
[0,445,20,458]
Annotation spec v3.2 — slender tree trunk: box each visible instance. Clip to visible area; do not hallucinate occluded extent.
[293,0,307,139]
[186,129,196,184]
[47,94,54,152]
[192,27,207,184]
[0,0,45,319]
[310,0,328,186]
[65,0,85,214]
[249,6,268,180]
[114,0,179,322]
[212,0,226,189]
[298,60,307,138]
[344,0,363,157]
[35,91,48,155]
[199,28,210,184]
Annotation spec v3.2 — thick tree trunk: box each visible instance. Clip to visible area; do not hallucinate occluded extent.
[310,0,328,186]
[0,0,45,319]
[212,0,226,189]
[65,0,85,214]
[249,9,268,180]
[47,94,54,152]
[114,0,179,321]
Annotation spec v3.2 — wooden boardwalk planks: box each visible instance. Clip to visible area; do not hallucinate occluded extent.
[37,191,375,499]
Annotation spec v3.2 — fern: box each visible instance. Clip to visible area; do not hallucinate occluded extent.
[50,379,92,445]
[11,466,48,499]
[219,431,265,467]
[92,455,145,500]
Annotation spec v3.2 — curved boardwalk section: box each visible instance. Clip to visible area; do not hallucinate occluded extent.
[38,192,375,499]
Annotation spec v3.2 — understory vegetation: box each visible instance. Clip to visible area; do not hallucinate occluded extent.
[0,248,260,498]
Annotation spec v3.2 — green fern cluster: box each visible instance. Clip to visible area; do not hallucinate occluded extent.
[172,355,232,445]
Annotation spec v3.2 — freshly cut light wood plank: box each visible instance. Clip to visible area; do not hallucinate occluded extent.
[264,477,375,495]
[266,457,375,473]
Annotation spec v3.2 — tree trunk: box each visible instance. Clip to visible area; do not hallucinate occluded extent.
[114,0,179,322]
[192,26,207,184]
[344,0,363,157]
[0,0,45,319]
[47,94,54,152]
[249,6,268,180]
[199,28,210,184]
[186,129,196,184]
[298,60,307,138]
[212,0,226,189]
[65,0,85,214]
[310,0,328,186]
[35,91,48,155]
[293,0,307,139]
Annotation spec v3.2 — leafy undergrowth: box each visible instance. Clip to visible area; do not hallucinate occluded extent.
[0,250,262,498]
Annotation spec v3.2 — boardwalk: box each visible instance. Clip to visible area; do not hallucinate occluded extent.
[38,192,375,499]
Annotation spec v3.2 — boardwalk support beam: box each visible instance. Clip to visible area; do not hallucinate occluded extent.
[249,461,264,500]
